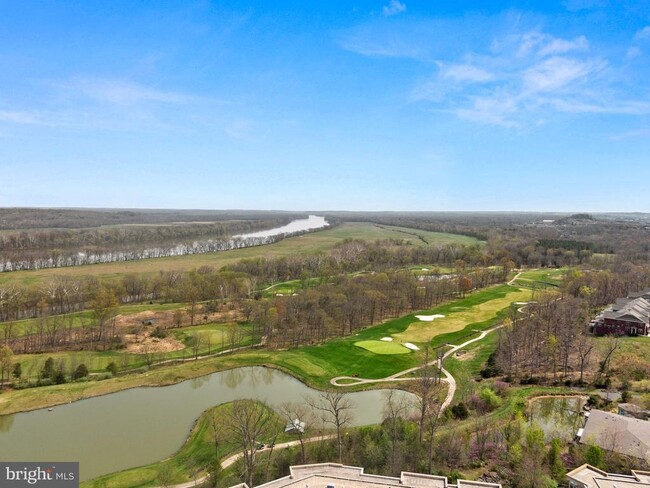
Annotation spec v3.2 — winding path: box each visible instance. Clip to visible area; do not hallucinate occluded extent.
[159,435,335,488]
[330,327,496,412]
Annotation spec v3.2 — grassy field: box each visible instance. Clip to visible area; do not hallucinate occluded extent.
[265,285,531,388]
[510,267,569,288]
[0,285,529,414]
[0,223,479,287]
[354,340,411,355]
[1,301,187,338]
[394,288,530,343]
[11,322,255,380]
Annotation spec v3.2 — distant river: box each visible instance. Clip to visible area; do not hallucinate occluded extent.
[234,215,328,239]
[0,367,414,482]
[0,216,330,272]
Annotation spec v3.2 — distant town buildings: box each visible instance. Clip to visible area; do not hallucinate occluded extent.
[229,463,501,488]
[590,288,650,336]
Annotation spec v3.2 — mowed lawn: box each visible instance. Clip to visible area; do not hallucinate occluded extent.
[262,285,531,387]
[0,222,480,287]
[354,340,411,355]
[511,267,569,287]
[393,287,531,343]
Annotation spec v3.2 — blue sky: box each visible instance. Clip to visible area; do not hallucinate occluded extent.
[1,0,649,211]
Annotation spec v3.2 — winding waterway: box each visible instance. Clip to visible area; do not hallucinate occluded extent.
[234,215,328,239]
[0,367,414,482]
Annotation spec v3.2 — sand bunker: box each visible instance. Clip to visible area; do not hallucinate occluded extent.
[415,314,445,322]
[380,337,393,342]
[404,343,420,351]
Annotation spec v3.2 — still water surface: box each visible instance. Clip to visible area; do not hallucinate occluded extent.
[528,396,586,442]
[0,367,413,481]
[234,215,328,239]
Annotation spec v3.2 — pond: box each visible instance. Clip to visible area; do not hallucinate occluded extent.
[0,367,414,481]
[234,215,328,239]
[528,396,586,442]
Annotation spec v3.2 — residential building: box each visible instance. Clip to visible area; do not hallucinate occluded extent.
[567,464,650,488]
[618,403,650,421]
[577,409,650,460]
[590,292,650,336]
[229,463,501,488]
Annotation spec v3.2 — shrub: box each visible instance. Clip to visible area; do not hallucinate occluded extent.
[106,362,118,376]
[150,326,167,339]
[72,364,89,380]
[451,402,469,420]
[479,387,502,411]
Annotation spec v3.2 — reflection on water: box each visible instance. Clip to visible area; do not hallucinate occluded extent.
[529,396,585,442]
[0,366,414,482]
[189,375,210,390]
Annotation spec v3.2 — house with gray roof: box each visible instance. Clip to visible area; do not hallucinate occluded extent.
[577,409,650,460]
[591,294,650,336]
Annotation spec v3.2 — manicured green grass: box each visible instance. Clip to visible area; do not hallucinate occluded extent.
[0,223,479,288]
[394,287,531,343]
[511,267,569,288]
[354,340,411,355]
[0,285,527,413]
[269,285,531,388]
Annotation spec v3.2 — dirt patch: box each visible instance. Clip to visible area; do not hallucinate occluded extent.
[114,308,243,331]
[454,349,477,361]
[126,336,185,354]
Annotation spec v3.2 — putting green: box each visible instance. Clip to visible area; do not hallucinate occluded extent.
[354,340,412,355]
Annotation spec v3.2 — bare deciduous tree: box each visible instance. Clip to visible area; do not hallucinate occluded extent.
[222,400,279,488]
[307,390,355,464]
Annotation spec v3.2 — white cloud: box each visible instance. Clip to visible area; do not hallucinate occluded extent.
[523,57,600,92]
[0,110,44,125]
[608,128,650,140]
[626,46,642,59]
[382,0,406,17]
[64,78,191,106]
[442,64,495,82]
[635,26,650,40]
[538,35,589,56]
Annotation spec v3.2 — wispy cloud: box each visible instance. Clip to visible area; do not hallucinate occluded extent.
[382,0,406,17]
[63,78,192,106]
[441,64,495,82]
[0,110,46,125]
[411,25,646,126]
[635,26,650,40]
[608,128,650,140]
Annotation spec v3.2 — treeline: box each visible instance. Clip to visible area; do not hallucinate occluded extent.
[0,234,286,272]
[250,268,505,348]
[225,238,504,283]
[0,219,301,272]
[0,219,290,252]
[494,264,650,382]
[0,208,307,230]
[0,238,512,325]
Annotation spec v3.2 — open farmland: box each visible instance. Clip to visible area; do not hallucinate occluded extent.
[0,222,479,288]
